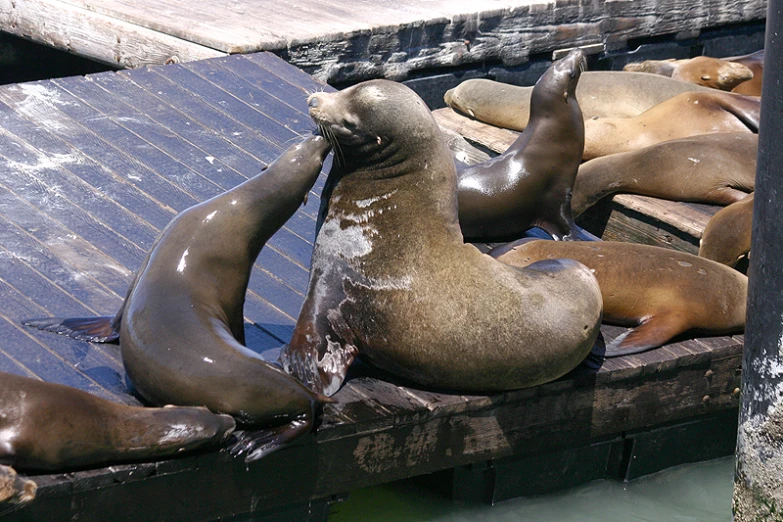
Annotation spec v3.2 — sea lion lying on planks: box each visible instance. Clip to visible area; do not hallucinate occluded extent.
[491,239,747,357]
[699,193,754,269]
[572,132,757,216]
[24,136,332,461]
[0,371,235,471]
[456,48,587,241]
[727,50,764,96]
[443,72,712,131]
[582,91,759,160]
[280,79,602,396]
[624,56,754,91]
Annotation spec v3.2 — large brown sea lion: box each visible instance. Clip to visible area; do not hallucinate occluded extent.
[456,48,587,241]
[491,239,747,356]
[624,57,753,91]
[699,193,754,268]
[280,80,602,396]
[25,136,332,461]
[572,132,757,216]
[443,72,712,131]
[583,91,759,160]
[728,50,764,96]
[0,372,235,471]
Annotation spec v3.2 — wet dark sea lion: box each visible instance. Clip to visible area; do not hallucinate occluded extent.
[583,91,759,160]
[280,80,602,396]
[0,371,235,471]
[456,49,586,241]
[25,136,331,461]
[699,193,754,268]
[443,72,712,131]
[572,132,757,216]
[491,239,747,357]
[0,465,36,505]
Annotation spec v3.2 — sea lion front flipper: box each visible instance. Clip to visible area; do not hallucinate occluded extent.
[228,415,312,463]
[21,315,120,343]
[0,465,37,505]
[603,313,690,357]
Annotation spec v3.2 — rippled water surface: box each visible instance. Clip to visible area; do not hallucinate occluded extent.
[330,456,734,522]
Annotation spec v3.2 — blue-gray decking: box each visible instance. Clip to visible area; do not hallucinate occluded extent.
[0,52,331,404]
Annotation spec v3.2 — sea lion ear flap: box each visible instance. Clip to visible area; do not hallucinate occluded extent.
[21,315,120,343]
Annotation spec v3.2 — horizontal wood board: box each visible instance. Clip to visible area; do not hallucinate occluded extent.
[0,53,744,520]
[0,0,768,81]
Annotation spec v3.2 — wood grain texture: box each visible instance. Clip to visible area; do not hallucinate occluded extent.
[0,0,767,78]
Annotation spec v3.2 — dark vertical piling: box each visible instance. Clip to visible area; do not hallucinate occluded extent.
[733,1,783,519]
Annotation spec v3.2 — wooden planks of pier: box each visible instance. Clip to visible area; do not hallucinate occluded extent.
[0,0,767,84]
[0,53,743,521]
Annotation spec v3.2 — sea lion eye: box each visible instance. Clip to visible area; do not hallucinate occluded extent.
[701,75,711,81]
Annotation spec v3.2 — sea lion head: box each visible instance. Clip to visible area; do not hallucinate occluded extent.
[533,48,587,108]
[307,80,443,176]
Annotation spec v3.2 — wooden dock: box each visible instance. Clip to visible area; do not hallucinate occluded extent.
[0,0,767,84]
[0,53,745,521]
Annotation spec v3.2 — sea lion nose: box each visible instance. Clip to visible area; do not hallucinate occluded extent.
[308,96,320,109]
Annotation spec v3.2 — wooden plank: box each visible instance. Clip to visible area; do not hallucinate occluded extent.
[613,195,711,239]
[433,107,519,153]
[0,0,225,68]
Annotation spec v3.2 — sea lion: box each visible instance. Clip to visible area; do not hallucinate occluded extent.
[491,239,748,356]
[572,132,757,216]
[0,371,235,471]
[624,57,754,91]
[699,193,754,268]
[0,465,35,505]
[280,79,603,396]
[456,48,587,241]
[443,72,712,131]
[25,136,332,461]
[671,56,754,91]
[728,50,764,96]
[583,91,759,160]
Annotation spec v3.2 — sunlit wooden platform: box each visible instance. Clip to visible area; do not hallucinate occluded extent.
[0,0,767,84]
[0,53,744,521]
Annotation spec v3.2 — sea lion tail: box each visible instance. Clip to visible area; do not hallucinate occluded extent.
[603,314,689,357]
[227,416,311,463]
[21,315,120,343]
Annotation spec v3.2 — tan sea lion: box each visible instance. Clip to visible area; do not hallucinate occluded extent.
[671,56,754,91]
[699,193,754,268]
[0,465,36,505]
[280,79,602,396]
[25,136,332,461]
[491,239,748,356]
[0,371,235,471]
[728,50,764,96]
[457,48,587,241]
[572,132,757,216]
[443,72,712,131]
[583,91,759,160]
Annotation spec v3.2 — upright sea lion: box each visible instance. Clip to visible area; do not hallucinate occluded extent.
[699,193,754,268]
[25,136,332,461]
[456,48,587,241]
[583,91,759,160]
[0,465,36,505]
[491,240,747,356]
[443,72,712,131]
[280,80,602,396]
[572,132,757,216]
[728,50,764,96]
[624,57,753,91]
[0,372,235,471]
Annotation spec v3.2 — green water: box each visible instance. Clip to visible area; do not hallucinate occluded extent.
[330,456,734,521]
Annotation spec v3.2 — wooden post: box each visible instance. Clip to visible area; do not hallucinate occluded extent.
[733,1,783,519]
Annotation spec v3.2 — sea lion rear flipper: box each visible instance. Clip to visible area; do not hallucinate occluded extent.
[21,315,120,343]
[0,465,37,505]
[227,415,311,463]
[603,313,690,357]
